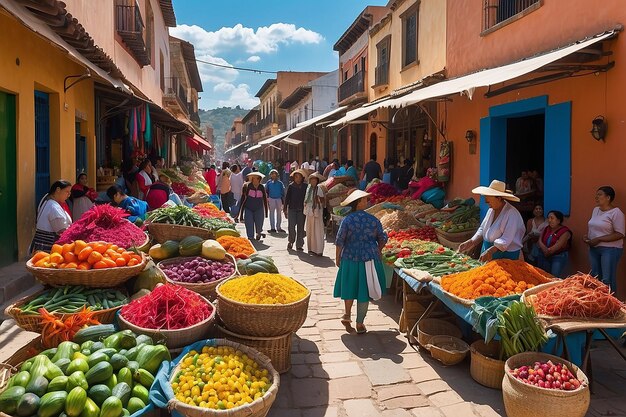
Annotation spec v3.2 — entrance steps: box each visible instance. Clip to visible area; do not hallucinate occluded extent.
[0,262,42,320]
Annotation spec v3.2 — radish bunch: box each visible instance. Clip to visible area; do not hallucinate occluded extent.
[510,360,582,390]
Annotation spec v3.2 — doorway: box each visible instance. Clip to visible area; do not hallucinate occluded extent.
[0,92,17,266]
[369,132,377,160]
[76,121,87,178]
[35,91,51,205]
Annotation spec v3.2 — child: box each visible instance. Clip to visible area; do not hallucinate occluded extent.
[107,185,148,224]
[266,169,285,233]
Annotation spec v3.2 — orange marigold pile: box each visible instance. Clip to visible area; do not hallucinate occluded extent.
[216,236,256,259]
[441,259,552,300]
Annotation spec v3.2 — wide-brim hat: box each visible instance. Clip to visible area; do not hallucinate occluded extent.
[246,172,265,180]
[269,169,279,176]
[290,169,308,179]
[472,180,520,202]
[340,190,371,206]
[308,172,326,182]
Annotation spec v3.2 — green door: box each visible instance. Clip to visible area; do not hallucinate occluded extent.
[0,92,17,266]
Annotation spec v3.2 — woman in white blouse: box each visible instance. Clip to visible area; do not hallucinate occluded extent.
[29,180,73,254]
[458,180,525,262]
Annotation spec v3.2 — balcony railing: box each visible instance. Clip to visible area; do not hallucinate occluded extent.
[116,4,150,66]
[339,70,365,102]
[258,115,275,129]
[482,0,541,32]
[374,62,389,86]
[164,77,188,112]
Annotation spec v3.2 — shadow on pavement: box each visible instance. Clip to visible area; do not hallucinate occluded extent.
[290,251,336,268]
[341,330,405,363]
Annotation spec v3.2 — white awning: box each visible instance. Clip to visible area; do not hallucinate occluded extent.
[224,141,247,154]
[258,126,300,145]
[1,0,131,94]
[296,106,348,129]
[246,144,262,152]
[329,102,390,127]
[282,138,303,146]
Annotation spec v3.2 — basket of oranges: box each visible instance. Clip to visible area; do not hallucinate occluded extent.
[26,241,147,287]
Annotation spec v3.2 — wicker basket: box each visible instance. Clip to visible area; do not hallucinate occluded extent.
[158,254,239,301]
[26,254,147,288]
[470,340,505,389]
[435,228,477,244]
[415,318,462,347]
[502,352,590,417]
[216,325,292,373]
[216,277,310,337]
[5,288,128,333]
[136,233,151,253]
[4,337,43,368]
[148,223,215,243]
[425,335,469,366]
[118,296,216,350]
[0,364,16,391]
[168,339,280,417]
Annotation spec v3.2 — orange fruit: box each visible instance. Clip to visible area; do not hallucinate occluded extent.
[65,262,78,269]
[64,251,78,264]
[102,258,117,268]
[30,251,49,263]
[77,262,91,270]
[87,251,103,265]
[74,240,87,254]
[127,258,139,267]
[78,246,93,261]
[49,253,64,265]
[93,243,108,254]
[115,257,127,267]
[93,261,108,269]
[34,257,50,268]
[51,244,63,254]
[62,243,75,254]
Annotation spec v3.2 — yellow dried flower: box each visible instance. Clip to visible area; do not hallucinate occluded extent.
[219,273,308,304]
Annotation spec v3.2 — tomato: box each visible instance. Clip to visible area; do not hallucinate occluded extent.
[87,250,103,265]
[78,246,93,261]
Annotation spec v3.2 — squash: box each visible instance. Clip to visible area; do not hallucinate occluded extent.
[148,240,179,261]
[201,239,226,260]
[215,228,240,238]
[65,387,87,417]
[132,263,165,292]
[37,391,67,417]
[179,236,204,257]
[16,393,40,417]
[0,386,26,414]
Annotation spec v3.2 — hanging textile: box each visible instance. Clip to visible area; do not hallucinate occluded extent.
[144,104,152,146]
[437,140,451,182]
[127,109,134,151]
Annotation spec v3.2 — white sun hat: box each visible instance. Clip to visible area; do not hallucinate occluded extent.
[472,180,520,202]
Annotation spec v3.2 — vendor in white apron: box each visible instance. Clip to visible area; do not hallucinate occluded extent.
[458,180,525,262]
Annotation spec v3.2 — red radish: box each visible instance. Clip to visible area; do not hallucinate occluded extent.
[510,360,582,391]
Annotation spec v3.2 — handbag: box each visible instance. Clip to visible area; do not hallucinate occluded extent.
[365,260,382,301]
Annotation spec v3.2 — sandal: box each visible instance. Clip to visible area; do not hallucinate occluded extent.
[341,314,354,333]
[356,324,367,334]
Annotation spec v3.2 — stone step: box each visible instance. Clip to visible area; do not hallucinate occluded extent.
[0,263,43,320]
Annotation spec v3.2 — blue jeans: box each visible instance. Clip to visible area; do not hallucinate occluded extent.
[230,195,241,218]
[244,208,264,239]
[589,246,623,290]
[536,251,568,278]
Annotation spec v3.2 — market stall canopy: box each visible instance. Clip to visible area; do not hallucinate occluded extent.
[331,28,618,124]
[295,106,348,129]
[224,141,248,154]
[193,134,211,150]
[258,127,300,146]
[185,134,210,152]
[282,138,303,146]
[246,144,262,152]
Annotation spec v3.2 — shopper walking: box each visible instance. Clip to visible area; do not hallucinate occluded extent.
[230,164,244,220]
[237,172,268,241]
[219,162,233,214]
[334,190,388,334]
[305,172,326,256]
[29,180,73,254]
[284,169,307,251]
[266,169,285,233]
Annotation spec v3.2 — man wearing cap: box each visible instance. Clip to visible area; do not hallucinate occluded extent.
[284,169,308,250]
[458,180,525,262]
[266,169,285,233]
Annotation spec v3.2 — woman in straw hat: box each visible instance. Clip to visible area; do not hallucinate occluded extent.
[458,180,525,262]
[236,172,268,241]
[333,189,388,334]
[305,172,326,256]
[284,169,308,250]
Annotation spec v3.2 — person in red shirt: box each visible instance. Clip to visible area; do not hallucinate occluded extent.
[146,175,174,210]
[203,165,217,195]
[135,159,154,200]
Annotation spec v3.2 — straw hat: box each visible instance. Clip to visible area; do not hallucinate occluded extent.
[269,169,279,176]
[308,172,326,182]
[290,169,308,179]
[472,180,520,202]
[340,190,371,206]
[246,171,265,180]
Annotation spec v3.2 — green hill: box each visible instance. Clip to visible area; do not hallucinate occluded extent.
[199,106,249,158]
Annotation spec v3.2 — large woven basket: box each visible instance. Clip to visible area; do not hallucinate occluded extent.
[470,340,505,389]
[0,364,16,392]
[5,288,127,333]
[168,339,280,417]
[118,296,216,349]
[216,324,292,374]
[148,223,215,243]
[136,233,152,253]
[502,352,590,417]
[415,318,462,347]
[26,254,147,288]
[216,277,310,337]
[158,254,239,300]
[435,228,477,244]
[425,335,469,366]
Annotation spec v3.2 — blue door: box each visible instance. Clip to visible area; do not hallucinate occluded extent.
[35,91,50,204]
[76,122,87,177]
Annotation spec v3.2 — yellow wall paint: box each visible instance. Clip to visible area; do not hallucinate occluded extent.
[0,12,95,259]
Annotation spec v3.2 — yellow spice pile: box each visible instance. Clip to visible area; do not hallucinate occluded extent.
[220,273,308,304]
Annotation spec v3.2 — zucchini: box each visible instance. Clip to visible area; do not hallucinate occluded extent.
[72,324,117,345]
[85,362,113,386]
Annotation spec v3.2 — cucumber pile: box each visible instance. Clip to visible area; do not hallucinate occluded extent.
[20,287,128,314]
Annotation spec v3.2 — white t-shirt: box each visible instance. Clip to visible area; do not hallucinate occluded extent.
[471,201,525,252]
[588,207,625,248]
[36,199,72,233]
[230,172,244,199]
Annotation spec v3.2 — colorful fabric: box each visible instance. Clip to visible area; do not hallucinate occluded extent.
[336,211,387,262]
[333,258,386,302]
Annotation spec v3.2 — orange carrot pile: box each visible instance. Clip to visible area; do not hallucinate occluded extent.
[193,203,232,221]
[216,236,256,259]
[442,259,552,299]
[533,273,625,319]
[40,307,100,348]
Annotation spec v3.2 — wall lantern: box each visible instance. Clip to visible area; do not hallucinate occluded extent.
[590,116,607,141]
[465,130,475,143]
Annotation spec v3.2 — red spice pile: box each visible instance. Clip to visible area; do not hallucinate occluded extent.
[58,205,146,248]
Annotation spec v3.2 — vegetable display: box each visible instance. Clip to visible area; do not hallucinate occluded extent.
[19,287,128,314]
[236,254,279,275]
[0,330,170,417]
[40,308,100,348]
[160,257,235,284]
[367,183,400,204]
[171,182,193,197]
[379,210,419,232]
[387,226,438,243]
[441,259,552,299]
[147,206,235,231]
[435,205,480,233]
[171,345,271,410]
[216,236,256,259]
[219,274,308,305]
[193,203,232,221]
[531,273,625,319]
[30,242,143,270]
[120,284,213,330]
[57,206,146,249]
[509,360,582,390]
[394,246,481,276]
[497,301,548,359]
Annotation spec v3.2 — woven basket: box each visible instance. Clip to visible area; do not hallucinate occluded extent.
[216,325,292,374]
[137,233,151,253]
[416,318,462,347]
[425,335,469,366]
[26,254,147,288]
[148,223,215,243]
[0,364,17,392]
[4,337,43,368]
[158,254,239,301]
[168,339,280,417]
[5,288,128,333]
[216,277,310,337]
[118,296,216,350]
[503,352,590,417]
[435,228,477,244]
[470,340,505,389]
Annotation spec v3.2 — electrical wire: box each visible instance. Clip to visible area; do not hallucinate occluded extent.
[195,58,277,74]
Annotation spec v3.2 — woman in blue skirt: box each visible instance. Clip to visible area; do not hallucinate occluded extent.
[334,190,388,334]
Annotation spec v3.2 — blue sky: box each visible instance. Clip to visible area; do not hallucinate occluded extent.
[171,0,387,110]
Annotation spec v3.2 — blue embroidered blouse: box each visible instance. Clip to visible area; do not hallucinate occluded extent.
[336,211,388,262]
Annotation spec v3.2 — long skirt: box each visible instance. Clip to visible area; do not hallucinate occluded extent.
[306,208,325,254]
[333,258,386,303]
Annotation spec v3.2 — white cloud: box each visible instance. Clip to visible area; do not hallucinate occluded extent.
[171,23,323,55]
[247,55,261,63]
[214,83,259,109]
[195,53,238,84]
